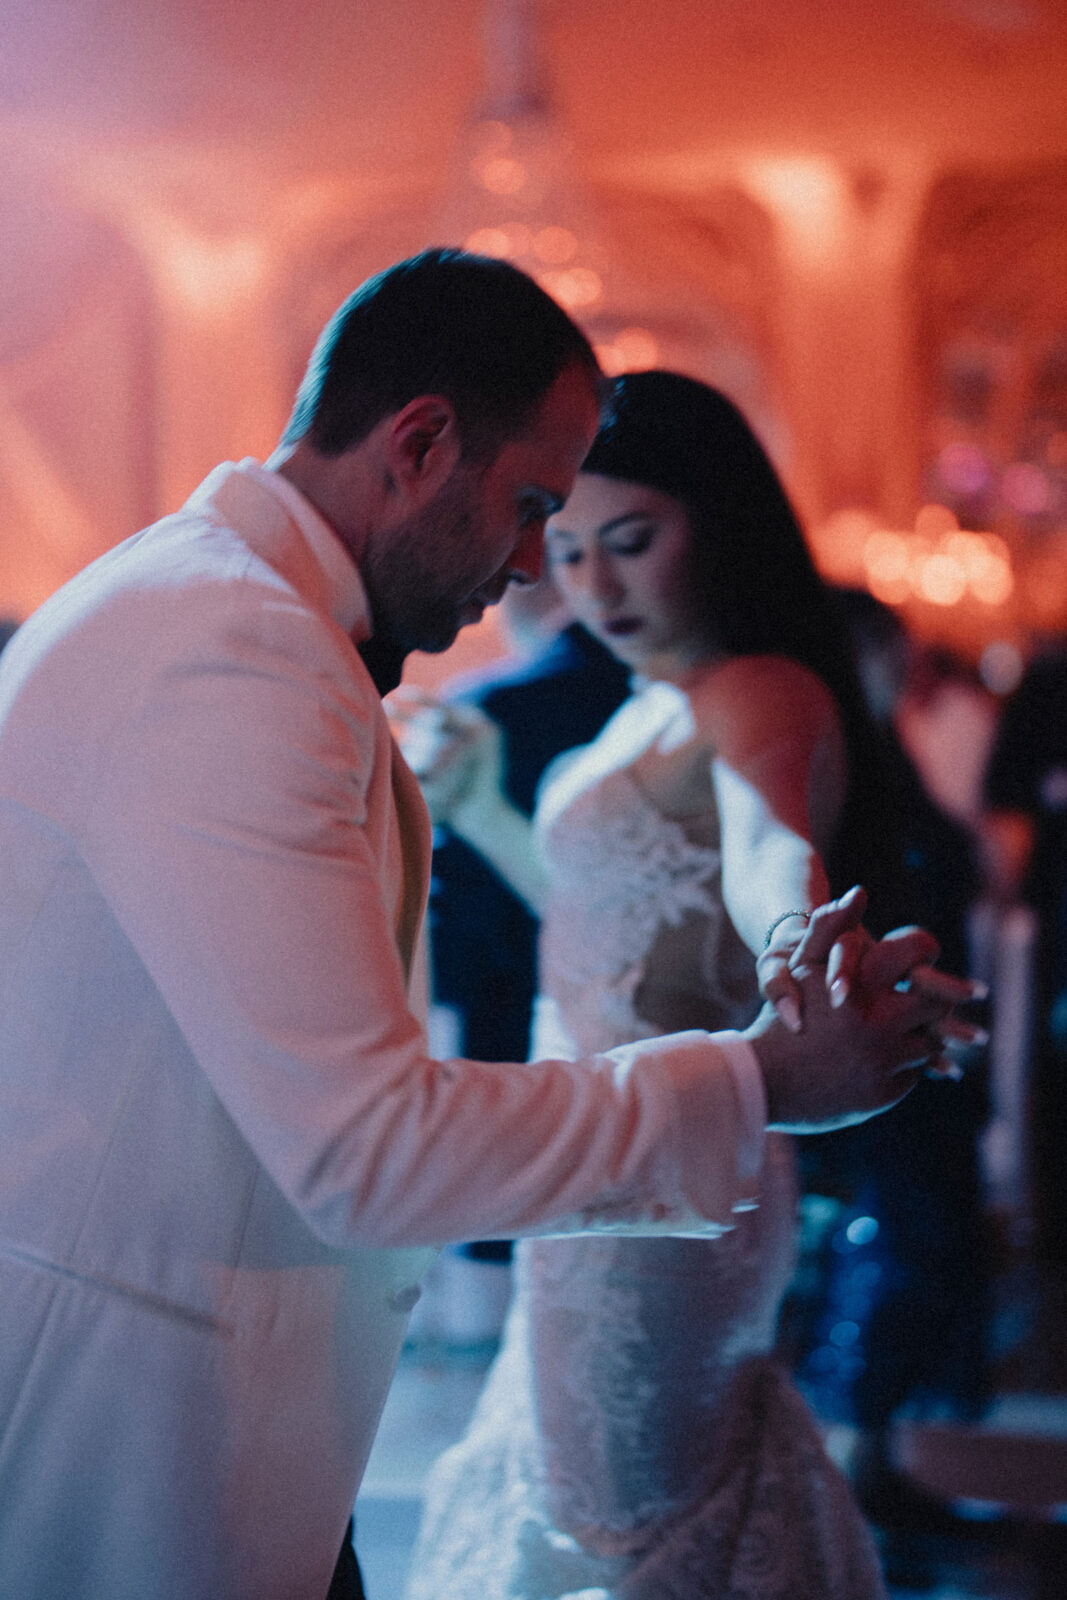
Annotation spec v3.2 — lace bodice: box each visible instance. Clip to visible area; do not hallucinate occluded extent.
[534,682,761,1057]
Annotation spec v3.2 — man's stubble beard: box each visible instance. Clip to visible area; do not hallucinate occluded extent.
[361,473,480,657]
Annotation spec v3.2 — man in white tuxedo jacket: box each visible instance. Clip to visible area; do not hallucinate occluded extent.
[0,251,958,1599]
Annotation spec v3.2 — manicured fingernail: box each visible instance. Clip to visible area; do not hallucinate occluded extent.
[969,980,990,1001]
[830,977,849,1008]
[970,1026,990,1047]
[778,996,802,1033]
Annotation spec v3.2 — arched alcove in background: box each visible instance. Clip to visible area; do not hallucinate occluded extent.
[0,0,1064,674]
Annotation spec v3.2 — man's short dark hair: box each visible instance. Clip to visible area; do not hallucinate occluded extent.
[283,248,602,460]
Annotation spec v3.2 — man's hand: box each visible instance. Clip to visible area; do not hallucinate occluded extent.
[745,888,986,1133]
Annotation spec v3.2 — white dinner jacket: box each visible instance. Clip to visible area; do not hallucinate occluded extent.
[0,460,763,1599]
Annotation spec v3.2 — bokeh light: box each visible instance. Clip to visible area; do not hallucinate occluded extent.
[861,507,1016,611]
[475,156,527,196]
[594,327,660,376]
[936,441,992,497]
[539,266,602,309]
[918,551,968,606]
[979,640,1025,695]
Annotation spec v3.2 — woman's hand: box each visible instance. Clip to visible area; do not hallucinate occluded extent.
[385,689,502,827]
[756,911,819,1033]
[761,887,989,1068]
[757,887,876,1031]
[386,688,548,914]
[776,888,989,1071]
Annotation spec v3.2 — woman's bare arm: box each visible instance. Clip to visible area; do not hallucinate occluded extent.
[696,655,848,1025]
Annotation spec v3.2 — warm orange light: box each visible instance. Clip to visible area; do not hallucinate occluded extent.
[141,218,270,314]
[540,267,602,309]
[914,503,959,538]
[918,552,968,607]
[594,342,624,376]
[613,328,659,368]
[862,512,1016,610]
[743,157,848,264]
[863,529,912,603]
[464,227,513,258]
[596,328,660,374]
[476,157,527,196]
[810,507,880,584]
[943,531,1014,605]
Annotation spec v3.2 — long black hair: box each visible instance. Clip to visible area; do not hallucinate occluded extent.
[583,369,899,922]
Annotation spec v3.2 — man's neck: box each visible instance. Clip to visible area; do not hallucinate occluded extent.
[358,633,408,696]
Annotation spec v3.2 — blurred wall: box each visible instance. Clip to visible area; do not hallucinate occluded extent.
[1,0,1065,685]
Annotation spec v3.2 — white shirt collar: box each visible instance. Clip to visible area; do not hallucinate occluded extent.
[234,458,371,642]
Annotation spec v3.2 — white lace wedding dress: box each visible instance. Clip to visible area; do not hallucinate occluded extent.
[405,683,886,1600]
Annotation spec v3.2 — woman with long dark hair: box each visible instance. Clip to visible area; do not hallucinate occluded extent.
[401,372,940,1599]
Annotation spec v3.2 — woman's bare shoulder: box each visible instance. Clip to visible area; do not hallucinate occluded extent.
[685,653,838,734]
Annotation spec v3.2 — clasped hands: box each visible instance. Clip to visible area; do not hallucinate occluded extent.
[749,885,988,1134]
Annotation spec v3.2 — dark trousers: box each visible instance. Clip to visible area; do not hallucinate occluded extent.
[325,1519,367,1600]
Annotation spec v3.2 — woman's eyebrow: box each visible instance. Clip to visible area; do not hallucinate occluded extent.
[546,511,650,540]
[595,512,651,537]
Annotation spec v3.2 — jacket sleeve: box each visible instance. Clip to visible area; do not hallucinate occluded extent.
[82,584,763,1249]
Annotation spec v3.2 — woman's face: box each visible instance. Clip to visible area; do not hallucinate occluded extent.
[544,473,711,676]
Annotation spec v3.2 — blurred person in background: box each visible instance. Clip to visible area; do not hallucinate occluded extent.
[982,638,1067,1383]
[792,589,992,1530]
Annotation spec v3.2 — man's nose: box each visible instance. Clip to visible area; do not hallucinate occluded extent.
[587,549,624,606]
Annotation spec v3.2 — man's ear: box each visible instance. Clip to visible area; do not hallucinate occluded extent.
[385,395,462,500]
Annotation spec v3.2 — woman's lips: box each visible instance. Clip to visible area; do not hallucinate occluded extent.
[602,617,642,637]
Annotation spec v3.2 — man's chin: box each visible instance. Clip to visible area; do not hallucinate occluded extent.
[418,605,485,654]
[410,618,465,656]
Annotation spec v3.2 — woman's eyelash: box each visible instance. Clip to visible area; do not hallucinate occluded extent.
[547,525,655,564]
[608,529,654,554]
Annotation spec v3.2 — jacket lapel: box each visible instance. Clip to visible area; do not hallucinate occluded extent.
[389,743,432,985]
